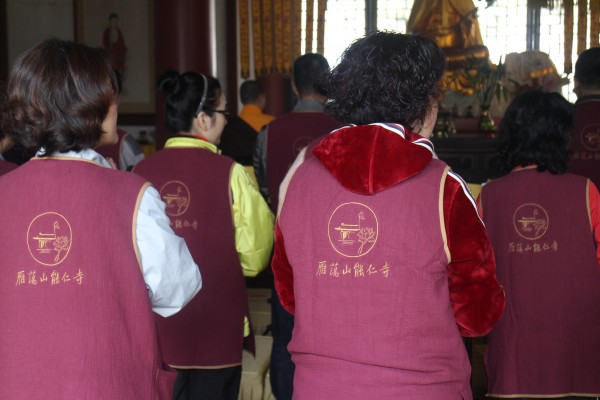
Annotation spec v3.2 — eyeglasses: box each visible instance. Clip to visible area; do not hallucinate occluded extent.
[206,109,231,118]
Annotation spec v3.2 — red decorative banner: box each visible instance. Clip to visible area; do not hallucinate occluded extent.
[305,0,314,54]
[564,0,573,73]
[252,0,263,75]
[578,0,588,55]
[317,0,327,55]
[240,0,250,78]
[591,0,600,47]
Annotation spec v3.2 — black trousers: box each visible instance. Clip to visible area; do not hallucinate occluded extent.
[270,288,295,400]
[173,366,242,400]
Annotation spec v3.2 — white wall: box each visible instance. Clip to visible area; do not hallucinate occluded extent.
[7,0,74,68]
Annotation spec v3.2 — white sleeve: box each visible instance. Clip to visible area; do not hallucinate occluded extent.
[136,185,202,317]
[120,134,145,171]
[277,146,307,217]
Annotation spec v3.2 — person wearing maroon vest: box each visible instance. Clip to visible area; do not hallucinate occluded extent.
[253,53,343,213]
[568,47,600,189]
[0,157,16,175]
[96,127,145,171]
[0,39,201,400]
[134,70,274,400]
[272,32,505,400]
[252,53,343,400]
[478,91,600,399]
[0,133,17,176]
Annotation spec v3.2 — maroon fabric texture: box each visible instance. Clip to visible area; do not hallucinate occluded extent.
[303,134,326,161]
[568,96,600,188]
[279,152,472,399]
[266,111,343,212]
[134,145,254,367]
[96,128,127,169]
[273,175,504,338]
[273,124,504,337]
[443,176,504,337]
[482,169,600,396]
[0,158,174,400]
[0,159,17,176]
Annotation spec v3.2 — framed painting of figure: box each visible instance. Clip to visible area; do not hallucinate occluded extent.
[75,0,154,114]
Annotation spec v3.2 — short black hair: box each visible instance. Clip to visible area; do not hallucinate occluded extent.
[1,39,118,155]
[293,53,330,97]
[325,31,446,127]
[157,70,222,132]
[240,80,264,104]
[575,47,600,91]
[497,91,573,176]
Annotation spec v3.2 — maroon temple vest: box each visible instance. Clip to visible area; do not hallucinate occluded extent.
[0,158,174,400]
[96,128,128,170]
[568,97,600,188]
[0,159,17,176]
[481,169,600,396]
[279,158,472,399]
[134,146,254,367]
[266,111,342,213]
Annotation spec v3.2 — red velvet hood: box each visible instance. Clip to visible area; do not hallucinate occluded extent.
[312,123,434,195]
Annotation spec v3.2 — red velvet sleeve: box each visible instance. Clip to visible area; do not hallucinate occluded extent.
[587,180,600,268]
[271,219,296,315]
[444,175,505,337]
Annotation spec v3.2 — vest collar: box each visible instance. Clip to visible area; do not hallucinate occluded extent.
[511,165,538,173]
[34,148,112,168]
[313,123,434,195]
[576,94,600,104]
[293,99,325,112]
[165,136,220,154]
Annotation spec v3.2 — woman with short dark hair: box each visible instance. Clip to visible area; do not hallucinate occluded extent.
[495,91,572,176]
[4,38,119,154]
[479,90,600,399]
[326,32,445,128]
[272,31,505,399]
[0,38,201,399]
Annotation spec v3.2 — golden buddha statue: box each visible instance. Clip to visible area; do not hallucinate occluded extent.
[407,0,490,95]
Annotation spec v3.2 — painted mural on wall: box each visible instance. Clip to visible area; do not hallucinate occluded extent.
[76,0,154,113]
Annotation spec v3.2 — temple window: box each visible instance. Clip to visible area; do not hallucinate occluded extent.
[303,0,595,102]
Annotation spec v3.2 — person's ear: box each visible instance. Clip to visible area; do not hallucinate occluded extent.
[291,81,300,97]
[193,112,210,132]
[258,94,267,110]
[573,76,581,97]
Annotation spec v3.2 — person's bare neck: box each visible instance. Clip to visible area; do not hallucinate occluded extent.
[578,87,600,97]
[299,92,326,104]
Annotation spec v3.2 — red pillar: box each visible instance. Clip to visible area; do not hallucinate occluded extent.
[154,0,214,149]
[258,74,293,118]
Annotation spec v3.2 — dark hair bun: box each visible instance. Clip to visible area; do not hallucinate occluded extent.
[157,70,181,94]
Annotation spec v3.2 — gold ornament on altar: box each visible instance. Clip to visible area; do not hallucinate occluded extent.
[407,0,491,96]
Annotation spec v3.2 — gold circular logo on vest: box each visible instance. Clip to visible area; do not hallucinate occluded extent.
[160,181,191,217]
[580,124,600,151]
[27,212,72,266]
[328,202,379,258]
[292,136,315,158]
[513,203,549,240]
